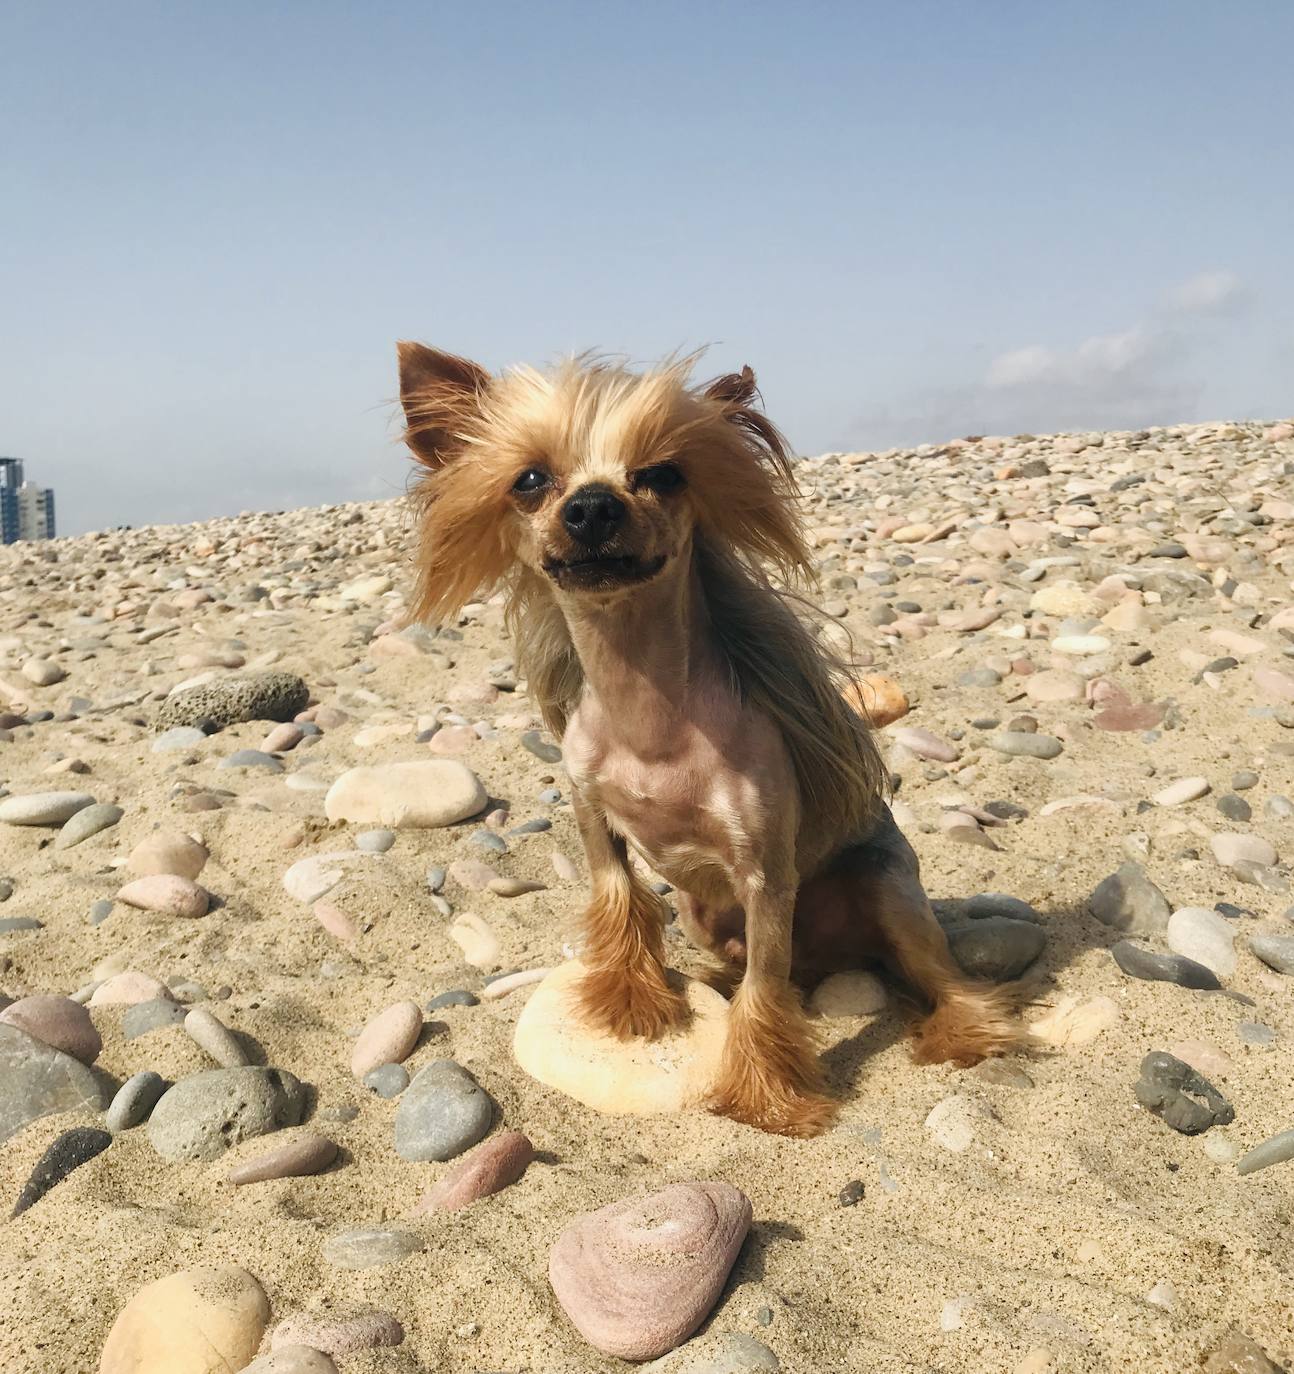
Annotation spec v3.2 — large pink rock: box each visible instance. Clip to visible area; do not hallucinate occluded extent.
[116,874,209,918]
[549,1181,752,1361]
[270,1308,404,1358]
[413,1131,533,1213]
[350,1001,423,1078]
[0,995,101,1065]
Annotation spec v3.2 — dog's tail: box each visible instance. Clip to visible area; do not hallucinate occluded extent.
[911,977,1026,1065]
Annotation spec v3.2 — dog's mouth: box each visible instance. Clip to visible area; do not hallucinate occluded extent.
[542,552,668,590]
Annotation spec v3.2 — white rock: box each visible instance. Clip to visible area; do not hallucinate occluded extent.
[1051,633,1111,656]
[924,1094,993,1152]
[1210,833,1278,870]
[448,912,501,970]
[282,851,385,904]
[324,760,486,829]
[1166,907,1237,977]
[0,791,96,826]
[1153,777,1210,807]
[809,971,887,1017]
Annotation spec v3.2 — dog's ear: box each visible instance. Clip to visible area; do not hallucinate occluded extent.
[704,364,759,408]
[397,342,491,468]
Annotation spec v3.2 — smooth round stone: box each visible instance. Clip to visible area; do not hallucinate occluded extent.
[0,1025,106,1145]
[1237,1021,1278,1046]
[322,1226,424,1270]
[449,858,498,890]
[1217,794,1252,822]
[947,918,1046,980]
[1166,908,1237,977]
[1232,770,1260,791]
[128,832,209,880]
[55,802,124,850]
[961,893,1040,923]
[0,790,95,826]
[1052,633,1111,655]
[988,731,1062,759]
[507,817,552,836]
[156,671,309,729]
[470,828,508,853]
[22,656,67,685]
[220,748,283,771]
[891,727,959,763]
[539,787,562,804]
[521,729,563,763]
[89,899,115,926]
[13,1125,112,1215]
[351,1000,423,1078]
[1135,1051,1234,1134]
[106,1072,168,1132]
[1024,670,1086,703]
[1235,1127,1294,1176]
[153,726,208,752]
[98,1266,270,1374]
[270,1308,404,1357]
[642,1332,781,1373]
[282,851,384,904]
[116,874,209,918]
[549,1181,753,1361]
[226,1131,339,1184]
[393,1060,494,1162]
[355,828,396,853]
[243,1348,338,1374]
[488,876,547,898]
[925,1094,994,1152]
[363,1063,410,1098]
[1249,933,1294,975]
[809,970,887,1017]
[261,723,306,753]
[185,1008,248,1067]
[1169,1040,1235,1082]
[1153,777,1210,807]
[425,866,447,893]
[1266,796,1294,820]
[0,915,42,933]
[551,852,580,881]
[413,1130,534,1212]
[90,972,170,1006]
[1111,941,1221,991]
[1211,833,1278,870]
[1089,863,1171,936]
[0,995,101,1065]
[514,960,727,1115]
[147,1067,307,1162]
[324,760,486,828]
[123,998,189,1040]
[426,989,478,1011]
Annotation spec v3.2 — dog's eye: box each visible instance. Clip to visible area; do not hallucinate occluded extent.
[512,468,551,494]
[632,463,684,493]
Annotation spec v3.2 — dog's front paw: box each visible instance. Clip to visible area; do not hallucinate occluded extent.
[708,1072,837,1138]
[575,962,688,1041]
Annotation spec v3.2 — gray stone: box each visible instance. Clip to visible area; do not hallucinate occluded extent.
[1237,1021,1277,1046]
[54,802,124,850]
[425,866,446,893]
[987,731,1063,759]
[506,817,552,836]
[156,672,309,731]
[393,1060,494,1162]
[959,893,1041,924]
[363,1063,410,1098]
[12,1126,112,1216]
[122,998,188,1039]
[1111,941,1221,990]
[1217,795,1252,822]
[219,749,283,771]
[152,726,209,752]
[0,1024,107,1145]
[1235,1127,1294,1177]
[322,1226,424,1270]
[0,917,42,933]
[947,918,1046,980]
[0,791,96,826]
[426,989,478,1011]
[1089,863,1172,935]
[1134,1051,1234,1134]
[355,829,396,853]
[88,899,114,926]
[106,1071,168,1131]
[641,1333,781,1373]
[1249,933,1294,975]
[147,1066,307,1162]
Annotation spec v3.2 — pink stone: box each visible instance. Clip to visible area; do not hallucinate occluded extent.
[891,727,960,763]
[312,900,358,942]
[413,1130,534,1213]
[350,1001,423,1078]
[448,859,498,891]
[427,726,477,754]
[128,831,209,881]
[1254,667,1294,704]
[89,971,172,1006]
[0,995,101,1065]
[549,1181,752,1361]
[271,1309,404,1357]
[1093,701,1165,732]
[116,874,209,918]
[226,1132,338,1184]
[262,723,305,752]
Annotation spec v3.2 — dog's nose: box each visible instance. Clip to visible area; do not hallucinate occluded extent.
[562,484,626,547]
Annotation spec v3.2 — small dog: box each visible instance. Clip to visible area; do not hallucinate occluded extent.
[398,343,1020,1137]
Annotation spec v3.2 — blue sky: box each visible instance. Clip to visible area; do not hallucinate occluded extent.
[3,2,1291,535]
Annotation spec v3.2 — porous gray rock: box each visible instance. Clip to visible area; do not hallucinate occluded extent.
[156,672,309,731]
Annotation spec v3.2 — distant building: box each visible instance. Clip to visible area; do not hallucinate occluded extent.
[0,458,56,542]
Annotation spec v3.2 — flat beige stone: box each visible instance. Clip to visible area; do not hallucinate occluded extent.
[513,960,728,1115]
[323,760,486,828]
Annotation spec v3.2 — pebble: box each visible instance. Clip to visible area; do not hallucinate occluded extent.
[427,988,478,1011]
[363,1063,410,1097]
[0,994,102,1064]
[1235,1127,1294,1177]
[549,1181,752,1361]
[270,1307,404,1358]
[1249,933,1294,975]
[892,727,959,763]
[1166,907,1238,977]
[322,1225,424,1270]
[128,830,209,879]
[448,911,501,969]
[393,1059,495,1161]
[350,1000,423,1078]
[54,801,124,849]
[641,1333,781,1373]
[1089,863,1172,935]
[99,1267,270,1374]
[988,731,1063,759]
[0,1023,106,1145]
[224,1131,339,1185]
[89,971,171,1006]
[324,759,486,827]
[282,851,383,904]
[1111,941,1221,990]
[1134,1051,1234,1134]
[355,827,395,853]
[185,1007,248,1067]
[808,970,887,1016]
[1211,833,1278,870]
[413,1130,534,1212]
[116,873,210,918]
[156,671,309,729]
[1153,776,1210,807]
[105,1071,168,1131]
[1217,794,1253,822]
[521,729,563,763]
[924,1094,995,1152]
[22,656,67,685]
[147,1066,307,1161]
[262,722,305,752]
[0,790,96,826]
[488,875,547,897]
[153,725,208,751]
[480,967,552,998]
[838,1179,866,1206]
[514,960,726,1113]
[12,1125,112,1216]
[946,918,1046,980]
[220,748,284,771]
[1201,1331,1286,1374]
[243,1348,339,1374]
[1030,995,1120,1046]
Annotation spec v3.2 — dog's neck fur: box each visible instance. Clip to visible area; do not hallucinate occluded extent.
[555,541,720,757]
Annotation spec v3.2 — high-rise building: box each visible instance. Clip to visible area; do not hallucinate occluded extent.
[0,458,56,542]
